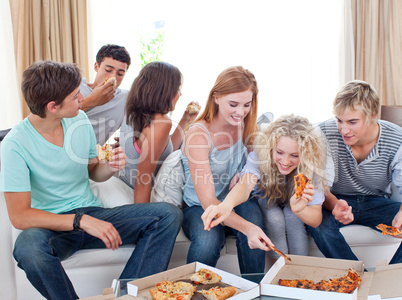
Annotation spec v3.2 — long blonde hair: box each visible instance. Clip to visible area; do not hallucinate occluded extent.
[195,66,258,147]
[254,114,326,206]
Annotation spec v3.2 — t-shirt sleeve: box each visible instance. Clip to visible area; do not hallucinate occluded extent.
[391,144,402,196]
[239,151,261,180]
[308,174,325,206]
[0,138,31,192]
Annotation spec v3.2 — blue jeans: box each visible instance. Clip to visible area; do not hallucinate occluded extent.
[182,197,266,274]
[13,203,183,300]
[307,194,402,263]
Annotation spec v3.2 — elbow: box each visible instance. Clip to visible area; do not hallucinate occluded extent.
[10,218,29,231]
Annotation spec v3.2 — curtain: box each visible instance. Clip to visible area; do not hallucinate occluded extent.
[87,0,354,125]
[0,0,22,131]
[9,0,89,118]
[351,0,402,105]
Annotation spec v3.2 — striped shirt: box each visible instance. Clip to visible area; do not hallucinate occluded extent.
[318,118,402,197]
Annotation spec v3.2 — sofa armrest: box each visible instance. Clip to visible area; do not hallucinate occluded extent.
[0,192,17,299]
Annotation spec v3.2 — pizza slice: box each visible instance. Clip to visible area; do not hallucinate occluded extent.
[279,268,362,294]
[190,268,222,284]
[269,245,292,262]
[105,76,116,87]
[96,144,113,161]
[376,223,402,236]
[278,279,317,290]
[294,172,310,199]
[186,103,200,114]
[150,281,196,300]
[200,286,237,300]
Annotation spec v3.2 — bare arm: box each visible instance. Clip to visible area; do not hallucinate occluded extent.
[5,192,122,249]
[88,146,127,182]
[134,117,172,203]
[170,102,201,150]
[202,172,258,230]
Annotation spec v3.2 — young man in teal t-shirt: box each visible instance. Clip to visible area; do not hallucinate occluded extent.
[0,60,182,299]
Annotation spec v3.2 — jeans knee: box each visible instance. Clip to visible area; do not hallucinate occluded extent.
[14,229,52,265]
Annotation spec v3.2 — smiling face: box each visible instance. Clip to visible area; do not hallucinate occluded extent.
[335,105,373,146]
[215,89,253,126]
[94,57,128,88]
[273,136,300,175]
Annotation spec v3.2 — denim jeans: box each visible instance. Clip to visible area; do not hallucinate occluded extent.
[182,197,266,274]
[307,194,402,263]
[13,203,183,300]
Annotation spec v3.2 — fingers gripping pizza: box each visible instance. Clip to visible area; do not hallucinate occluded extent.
[376,223,402,236]
[96,144,113,161]
[186,103,200,114]
[294,172,310,199]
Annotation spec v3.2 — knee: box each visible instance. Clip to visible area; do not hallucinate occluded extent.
[14,229,51,263]
[158,203,183,226]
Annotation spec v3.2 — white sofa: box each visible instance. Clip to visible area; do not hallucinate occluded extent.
[1,175,401,300]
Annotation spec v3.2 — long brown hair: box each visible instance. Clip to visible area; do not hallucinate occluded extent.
[195,66,258,147]
[125,61,182,135]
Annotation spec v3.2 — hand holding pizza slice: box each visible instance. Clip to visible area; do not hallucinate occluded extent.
[294,172,310,199]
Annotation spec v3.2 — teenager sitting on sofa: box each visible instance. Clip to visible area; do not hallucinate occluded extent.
[118,61,200,203]
[202,114,327,262]
[307,80,402,264]
[181,66,268,274]
[0,60,183,300]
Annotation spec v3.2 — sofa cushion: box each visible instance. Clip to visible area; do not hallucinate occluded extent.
[150,150,185,208]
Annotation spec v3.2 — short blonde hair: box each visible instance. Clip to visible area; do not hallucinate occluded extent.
[253,114,326,206]
[333,80,380,123]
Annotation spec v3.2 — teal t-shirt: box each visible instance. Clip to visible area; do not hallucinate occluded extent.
[0,110,102,213]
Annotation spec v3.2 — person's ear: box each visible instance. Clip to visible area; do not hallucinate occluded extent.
[46,101,58,114]
[94,62,99,72]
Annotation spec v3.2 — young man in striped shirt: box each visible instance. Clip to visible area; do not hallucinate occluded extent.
[308,80,402,264]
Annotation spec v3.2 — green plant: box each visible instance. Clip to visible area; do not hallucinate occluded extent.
[139,29,165,68]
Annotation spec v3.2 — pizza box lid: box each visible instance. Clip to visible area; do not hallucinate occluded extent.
[361,260,402,299]
[126,261,260,299]
[260,255,364,300]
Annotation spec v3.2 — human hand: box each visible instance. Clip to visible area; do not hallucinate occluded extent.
[90,79,116,106]
[79,214,122,250]
[332,199,354,224]
[243,225,273,251]
[392,211,402,238]
[108,146,127,172]
[201,202,233,231]
[111,137,120,149]
[229,172,240,191]
[290,183,314,213]
[181,102,201,124]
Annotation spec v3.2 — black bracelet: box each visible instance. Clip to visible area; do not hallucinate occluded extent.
[73,211,84,231]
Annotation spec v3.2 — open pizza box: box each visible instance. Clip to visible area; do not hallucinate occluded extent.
[260,255,364,300]
[126,261,260,299]
[359,260,402,299]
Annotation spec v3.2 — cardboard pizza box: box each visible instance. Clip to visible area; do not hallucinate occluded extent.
[126,261,260,299]
[260,255,364,300]
[362,260,402,299]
